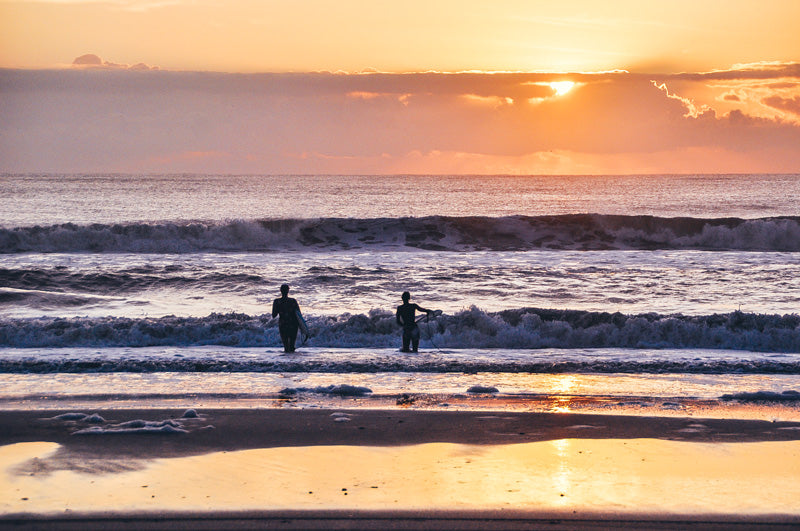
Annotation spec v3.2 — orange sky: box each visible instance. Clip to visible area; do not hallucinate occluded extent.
[0,0,799,174]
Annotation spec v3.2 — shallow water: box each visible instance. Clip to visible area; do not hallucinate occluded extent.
[2,173,800,418]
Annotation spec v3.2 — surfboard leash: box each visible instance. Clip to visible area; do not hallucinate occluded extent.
[423,312,442,351]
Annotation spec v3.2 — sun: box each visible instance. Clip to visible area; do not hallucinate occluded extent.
[549,81,575,96]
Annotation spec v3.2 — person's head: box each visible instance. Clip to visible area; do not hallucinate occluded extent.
[401,291,411,302]
[280,284,290,296]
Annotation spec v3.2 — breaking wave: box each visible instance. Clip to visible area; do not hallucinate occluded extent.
[3,214,800,253]
[2,307,800,363]
[0,266,262,295]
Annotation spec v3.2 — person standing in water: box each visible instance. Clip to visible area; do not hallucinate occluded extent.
[396,291,433,352]
[272,284,301,353]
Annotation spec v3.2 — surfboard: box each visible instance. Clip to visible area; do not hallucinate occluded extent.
[296,309,309,337]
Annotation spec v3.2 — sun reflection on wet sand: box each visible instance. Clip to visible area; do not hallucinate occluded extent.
[2,438,799,517]
[550,439,572,506]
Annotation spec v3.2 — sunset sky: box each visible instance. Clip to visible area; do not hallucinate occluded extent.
[1,0,799,174]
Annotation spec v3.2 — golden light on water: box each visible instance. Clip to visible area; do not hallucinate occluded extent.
[548,374,579,412]
[552,374,578,394]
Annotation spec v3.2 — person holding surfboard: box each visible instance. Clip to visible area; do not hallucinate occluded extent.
[272,284,306,353]
[396,291,434,353]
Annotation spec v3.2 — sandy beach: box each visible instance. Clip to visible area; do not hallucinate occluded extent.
[2,408,800,529]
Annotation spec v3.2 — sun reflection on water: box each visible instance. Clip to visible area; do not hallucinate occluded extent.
[547,374,579,413]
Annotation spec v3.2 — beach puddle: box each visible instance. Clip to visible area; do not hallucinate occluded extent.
[2,439,799,516]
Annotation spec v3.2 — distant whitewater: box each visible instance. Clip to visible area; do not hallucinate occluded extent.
[4,214,800,253]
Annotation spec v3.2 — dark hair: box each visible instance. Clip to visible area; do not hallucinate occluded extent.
[401,291,411,301]
[280,284,290,295]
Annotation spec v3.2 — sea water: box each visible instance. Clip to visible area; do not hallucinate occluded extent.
[2,173,800,417]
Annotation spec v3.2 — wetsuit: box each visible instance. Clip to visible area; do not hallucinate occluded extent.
[396,302,430,352]
[272,296,300,353]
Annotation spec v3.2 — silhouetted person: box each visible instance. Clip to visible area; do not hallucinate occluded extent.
[396,291,432,352]
[272,284,301,353]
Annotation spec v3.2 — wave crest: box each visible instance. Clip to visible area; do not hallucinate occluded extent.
[2,307,800,354]
[3,215,800,253]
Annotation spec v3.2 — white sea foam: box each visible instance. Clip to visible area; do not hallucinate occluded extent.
[2,307,799,356]
[2,343,800,378]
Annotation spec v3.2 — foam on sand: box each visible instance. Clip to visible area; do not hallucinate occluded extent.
[39,410,211,436]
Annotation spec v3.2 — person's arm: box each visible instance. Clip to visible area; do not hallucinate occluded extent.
[271,299,279,318]
[396,306,404,326]
[414,303,432,314]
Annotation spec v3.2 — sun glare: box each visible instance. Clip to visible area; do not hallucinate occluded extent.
[549,81,575,96]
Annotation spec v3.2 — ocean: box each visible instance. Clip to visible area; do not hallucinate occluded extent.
[2,173,800,418]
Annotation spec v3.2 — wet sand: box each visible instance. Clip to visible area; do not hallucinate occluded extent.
[2,408,800,529]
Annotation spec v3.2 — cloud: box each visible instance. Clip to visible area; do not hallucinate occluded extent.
[1,66,798,174]
[767,82,800,90]
[762,96,800,116]
[652,81,711,118]
[660,62,800,81]
[72,54,103,66]
[648,62,800,125]
[72,54,158,71]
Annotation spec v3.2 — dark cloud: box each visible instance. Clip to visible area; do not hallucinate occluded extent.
[0,67,798,173]
[762,96,800,116]
[130,63,158,71]
[0,68,588,99]
[72,54,103,66]
[767,82,799,89]
[72,54,157,71]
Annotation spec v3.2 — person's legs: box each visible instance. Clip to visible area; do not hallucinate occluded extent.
[287,325,298,352]
[279,323,299,353]
[279,327,290,352]
[410,326,421,352]
[401,328,412,352]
